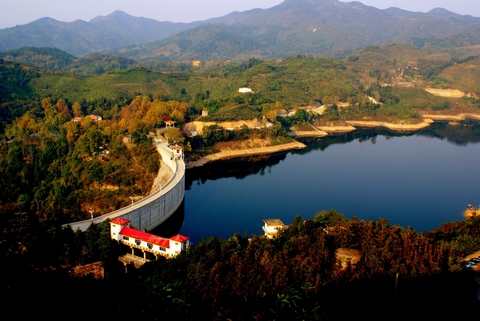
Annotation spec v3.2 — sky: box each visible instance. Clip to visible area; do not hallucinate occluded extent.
[1,0,479,29]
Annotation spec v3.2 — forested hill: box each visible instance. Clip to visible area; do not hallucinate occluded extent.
[2,0,480,60]
[0,10,201,56]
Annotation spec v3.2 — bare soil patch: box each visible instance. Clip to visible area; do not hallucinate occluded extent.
[215,137,275,151]
[425,88,466,98]
[183,119,262,135]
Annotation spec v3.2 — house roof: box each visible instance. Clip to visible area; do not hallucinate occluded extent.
[111,217,130,225]
[263,219,285,226]
[170,234,190,242]
[170,145,183,151]
[120,227,170,248]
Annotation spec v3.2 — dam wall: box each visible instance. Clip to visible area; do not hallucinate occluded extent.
[65,143,185,232]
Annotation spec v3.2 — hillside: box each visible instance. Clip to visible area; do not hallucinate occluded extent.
[19,44,479,114]
[108,0,480,61]
[2,1,480,60]
[0,11,201,56]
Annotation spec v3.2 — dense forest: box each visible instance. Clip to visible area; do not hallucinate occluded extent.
[2,210,479,319]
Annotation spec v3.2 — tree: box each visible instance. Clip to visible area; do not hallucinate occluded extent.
[72,101,83,117]
[164,127,184,145]
[295,109,308,123]
[64,121,81,143]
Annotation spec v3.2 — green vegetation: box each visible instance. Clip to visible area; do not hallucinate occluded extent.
[0,97,162,223]
[0,47,76,71]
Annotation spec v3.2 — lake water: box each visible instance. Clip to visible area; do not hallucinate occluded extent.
[155,123,480,244]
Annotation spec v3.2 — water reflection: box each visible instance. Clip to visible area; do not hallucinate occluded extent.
[187,122,480,186]
[186,153,287,189]
[181,122,480,242]
[150,199,185,238]
[416,122,480,146]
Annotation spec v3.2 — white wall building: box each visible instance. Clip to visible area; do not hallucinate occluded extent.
[262,219,286,239]
[110,218,190,260]
[238,87,253,93]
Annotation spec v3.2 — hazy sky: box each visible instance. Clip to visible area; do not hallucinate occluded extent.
[1,0,479,29]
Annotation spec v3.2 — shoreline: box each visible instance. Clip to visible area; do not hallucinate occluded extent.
[185,113,480,168]
[186,140,306,169]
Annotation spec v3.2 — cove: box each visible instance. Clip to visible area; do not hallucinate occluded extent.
[159,123,480,244]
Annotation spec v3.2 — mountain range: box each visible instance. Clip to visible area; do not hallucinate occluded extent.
[1,0,480,60]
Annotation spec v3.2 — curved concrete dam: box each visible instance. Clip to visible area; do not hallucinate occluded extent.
[65,142,185,232]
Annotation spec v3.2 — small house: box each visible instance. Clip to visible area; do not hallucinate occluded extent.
[89,115,102,121]
[238,87,253,93]
[164,120,176,128]
[262,219,286,239]
[335,248,361,269]
[170,144,184,160]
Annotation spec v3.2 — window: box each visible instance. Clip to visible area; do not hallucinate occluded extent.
[147,243,153,249]
[123,236,129,241]
[135,239,141,246]
[159,247,166,252]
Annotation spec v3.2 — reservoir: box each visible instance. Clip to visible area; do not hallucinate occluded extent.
[158,123,480,244]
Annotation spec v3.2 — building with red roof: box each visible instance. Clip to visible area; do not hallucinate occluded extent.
[110,218,190,261]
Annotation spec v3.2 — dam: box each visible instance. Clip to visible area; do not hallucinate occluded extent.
[65,142,185,232]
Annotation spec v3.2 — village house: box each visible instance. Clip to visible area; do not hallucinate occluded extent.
[238,87,253,93]
[335,248,362,269]
[164,120,176,128]
[169,144,184,160]
[122,134,132,144]
[71,115,102,122]
[89,114,102,121]
[262,219,286,239]
[110,218,190,261]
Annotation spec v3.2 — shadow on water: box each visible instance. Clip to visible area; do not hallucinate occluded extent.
[416,121,480,146]
[150,198,185,238]
[292,128,414,155]
[185,152,288,189]
[185,122,480,188]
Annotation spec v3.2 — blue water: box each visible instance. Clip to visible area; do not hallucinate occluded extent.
[174,126,480,244]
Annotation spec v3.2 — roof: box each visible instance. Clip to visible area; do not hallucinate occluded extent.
[263,219,285,226]
[170,145,183,151]
[170,234,190,242]
[111,217,130,225]
[120,227,170,248]
[335,248,361,259]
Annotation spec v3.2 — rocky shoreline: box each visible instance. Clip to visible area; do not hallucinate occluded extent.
[185,113,480,169]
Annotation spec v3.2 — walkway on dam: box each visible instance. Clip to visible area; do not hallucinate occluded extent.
[65,141,185,232]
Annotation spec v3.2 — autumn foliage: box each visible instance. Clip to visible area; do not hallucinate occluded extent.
[121,212,480,320]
